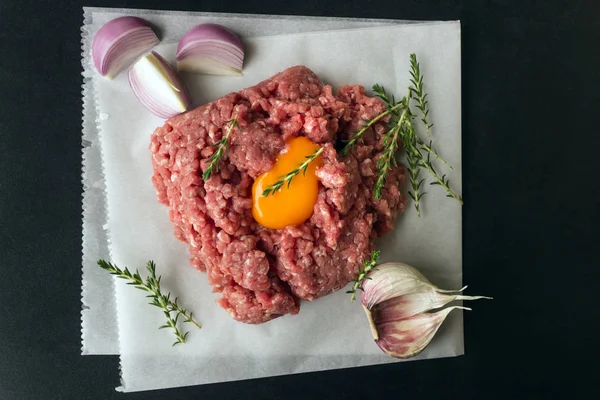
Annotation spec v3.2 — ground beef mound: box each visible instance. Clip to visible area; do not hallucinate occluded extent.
[150,66,406,324]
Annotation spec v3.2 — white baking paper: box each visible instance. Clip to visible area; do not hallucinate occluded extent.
[81,6,462,393]
[95,22,462,392]
[81,7,416,355]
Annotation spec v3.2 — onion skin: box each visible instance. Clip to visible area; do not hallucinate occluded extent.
[92,16,159,79]
[176,24,244,76]
[177,24,243,55]
[128,51,191,119]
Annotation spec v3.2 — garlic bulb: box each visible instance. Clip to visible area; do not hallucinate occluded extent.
[360,262,490,359]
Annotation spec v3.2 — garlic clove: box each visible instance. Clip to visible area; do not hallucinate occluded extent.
[370,287,491,324]
[361,262,436,309]
[373,306,469,359]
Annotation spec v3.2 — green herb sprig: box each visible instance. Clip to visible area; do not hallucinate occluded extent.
[404,123,426,217]
[375,84,463,207]
[372,93,410,199]
[407,55,460,200]
[418,139,453,169]
[347,250,380,301]
[420,151,463,203]
[372,84,426,207]
[97,259,201,346]
[409,53,433,138]
[364,54,463,213]
[261,147,324,196]
[408,54,453,169]
[202,117,239,181]
[340,103,402,156]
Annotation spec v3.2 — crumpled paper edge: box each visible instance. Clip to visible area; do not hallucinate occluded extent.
[83,6,421,29]
[92,70,126,387]
[80,7,120,355]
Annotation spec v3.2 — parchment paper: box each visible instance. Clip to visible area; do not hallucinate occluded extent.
[81,7,417,355]
[81,7,462,393]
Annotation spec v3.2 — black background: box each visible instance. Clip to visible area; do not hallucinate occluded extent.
[1,0,599,399]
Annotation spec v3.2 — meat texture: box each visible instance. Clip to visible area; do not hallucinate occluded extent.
[150,66,406,324]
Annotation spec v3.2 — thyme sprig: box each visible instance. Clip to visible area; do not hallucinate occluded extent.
[417,138,453,169]
[409,53,433,138]
[403,122,426,217]
[341,103,403,156]
[262,147,324,196]
[419,151,463,204]
[372,89,411,199]
[202,117,239,181]
[97,259,201,346]
[408,54,453,169]
[370,54,463,211]
[376,85,463,207]
[347,250,380,301]
[373,84,426,208]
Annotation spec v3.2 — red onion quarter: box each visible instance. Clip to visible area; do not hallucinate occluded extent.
[128,51,191,119]
[176,24,244,76]
[92,16,159,79]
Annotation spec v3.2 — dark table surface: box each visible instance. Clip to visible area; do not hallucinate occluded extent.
[1,0,599,399]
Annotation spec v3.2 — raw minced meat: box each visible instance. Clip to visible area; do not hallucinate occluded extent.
[150,66,406,324]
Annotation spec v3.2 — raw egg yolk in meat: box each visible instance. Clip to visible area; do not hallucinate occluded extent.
[252,137,322,229]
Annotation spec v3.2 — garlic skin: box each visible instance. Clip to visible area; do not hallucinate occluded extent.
[370,286,489,324]
[372,306,469,359]
[361,263,438,309]
[360,262,490,359]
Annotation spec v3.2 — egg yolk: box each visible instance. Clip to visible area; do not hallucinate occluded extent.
[252,137,322,230]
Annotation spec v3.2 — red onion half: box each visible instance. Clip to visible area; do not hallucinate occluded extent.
[92,16,159,79]
[176,24,244,76]
[128,51,191,119]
